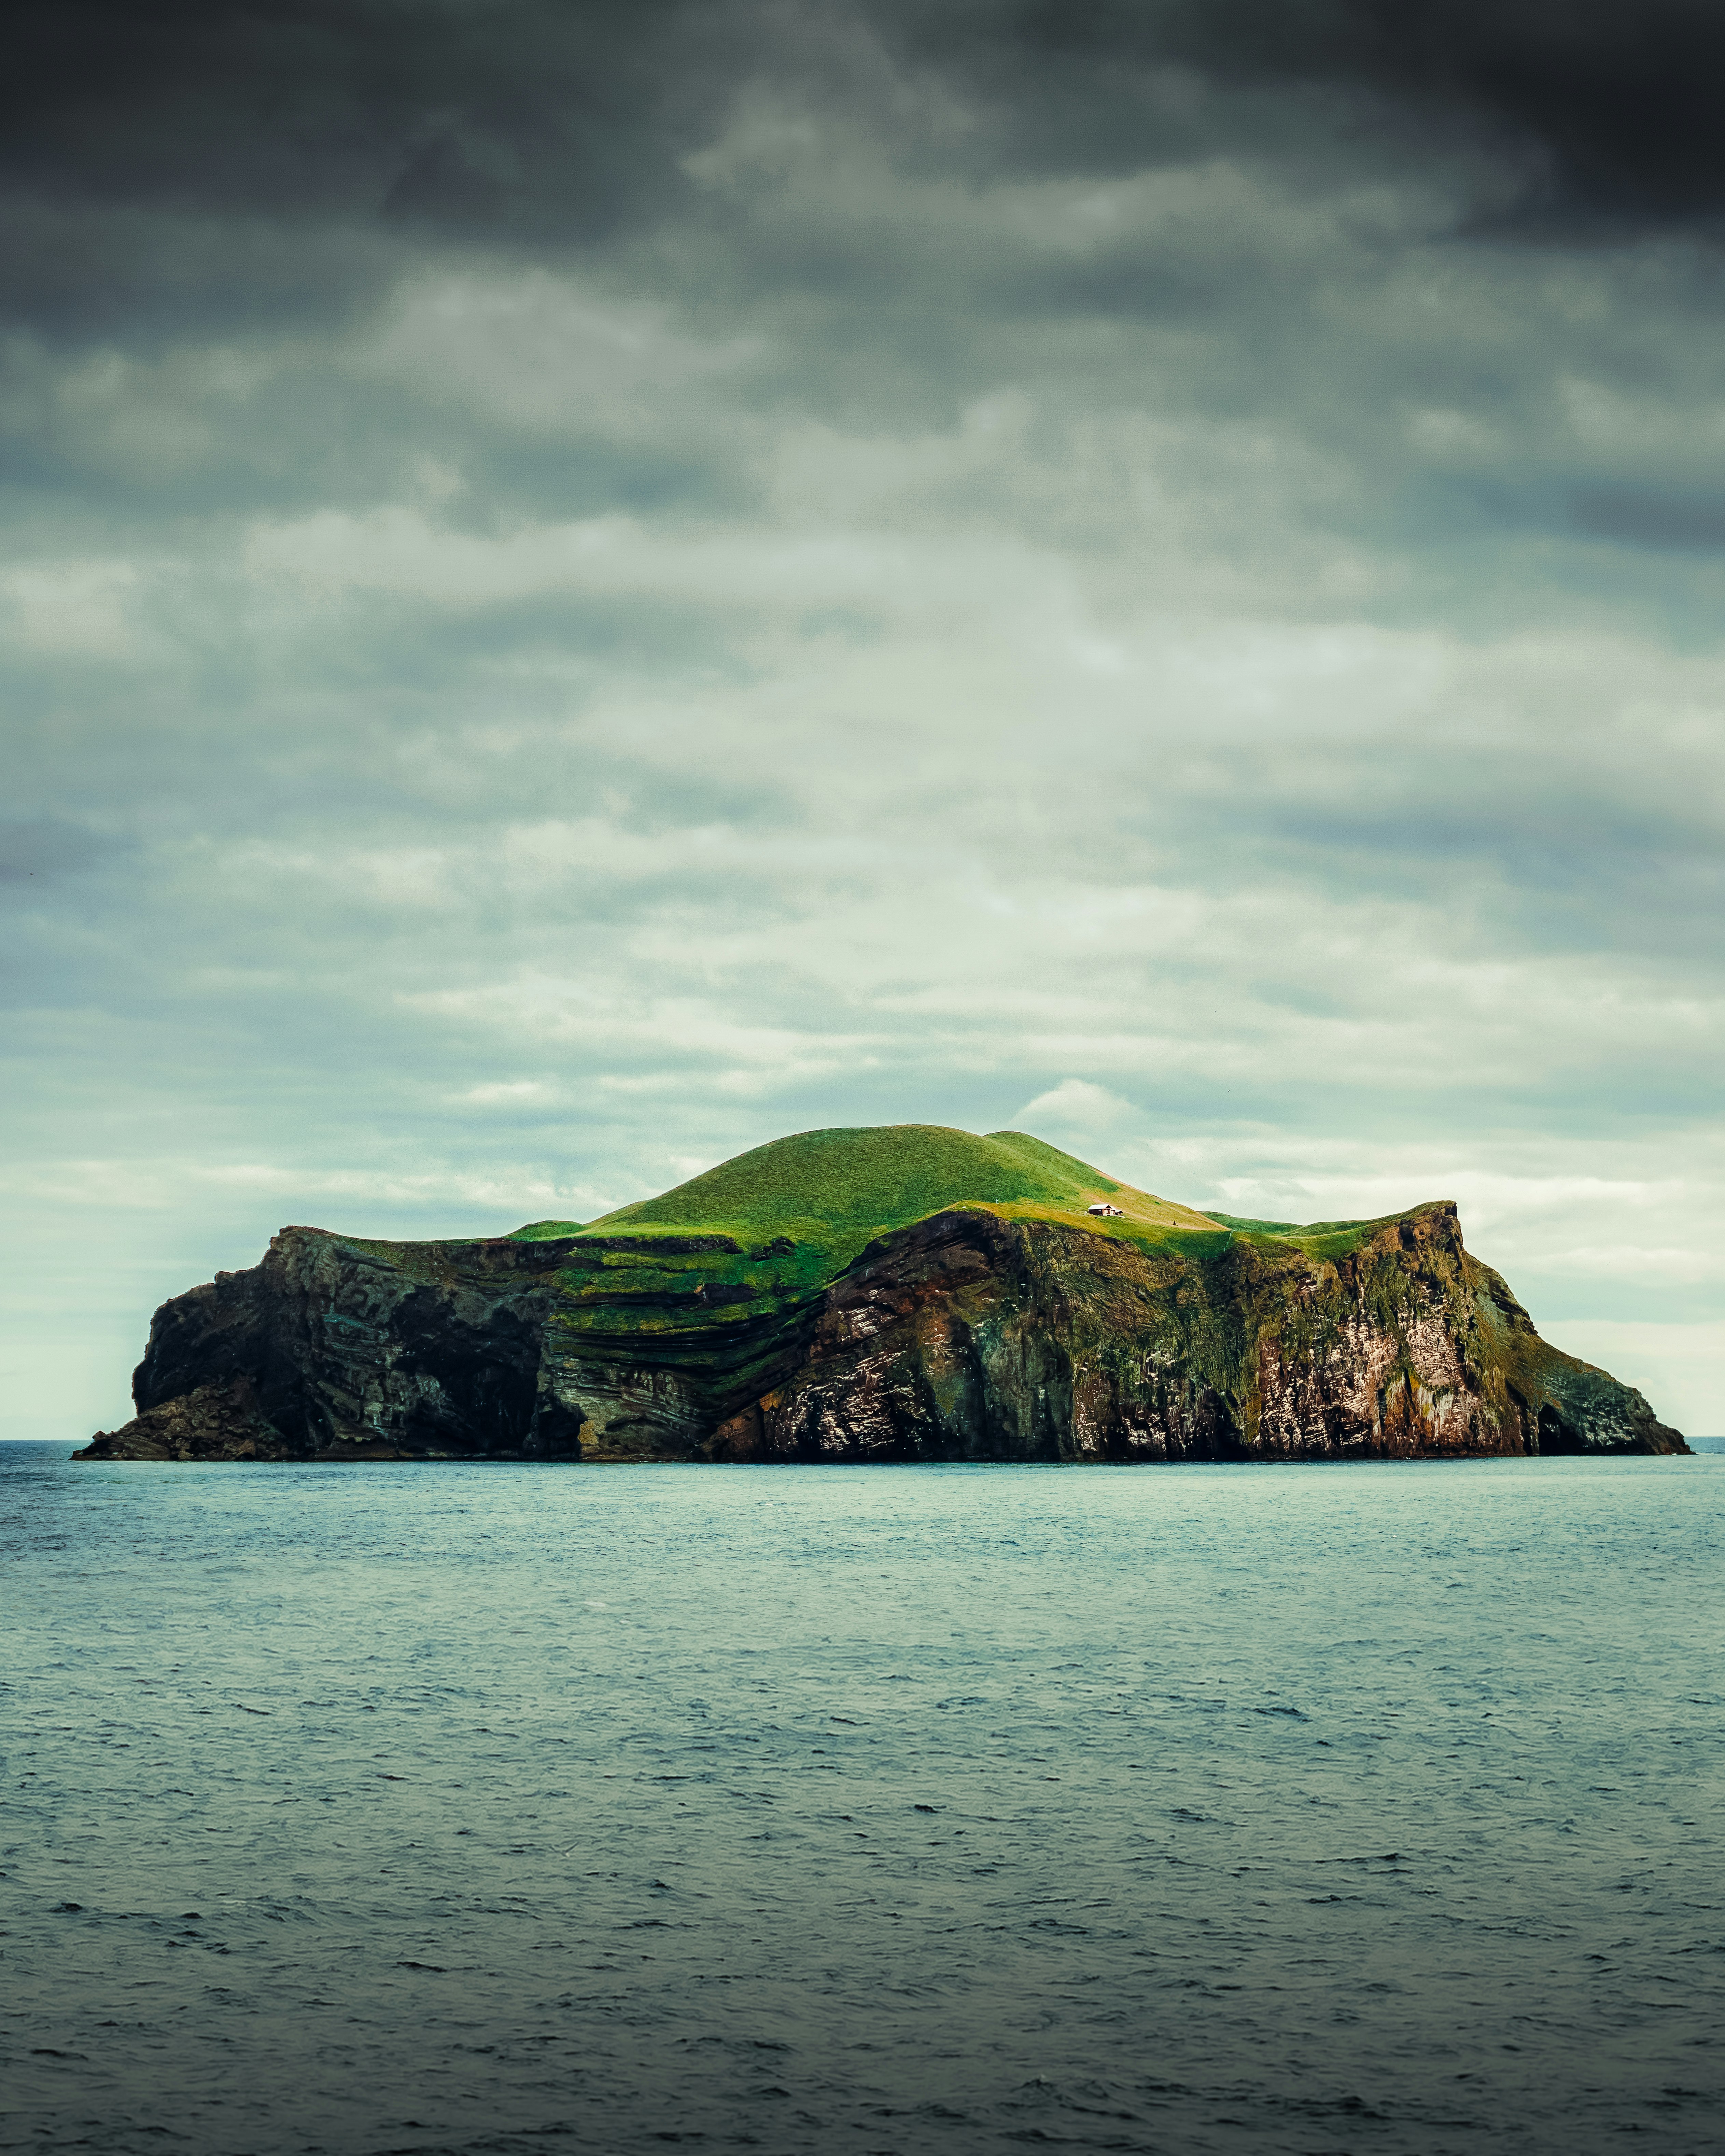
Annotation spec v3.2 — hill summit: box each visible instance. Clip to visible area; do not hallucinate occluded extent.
[516,1123,1218,1276]
[76,1122,1688,1465]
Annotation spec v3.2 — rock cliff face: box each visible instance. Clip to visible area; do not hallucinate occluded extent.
[76,1199,1686,1464]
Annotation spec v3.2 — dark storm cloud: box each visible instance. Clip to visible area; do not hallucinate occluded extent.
[0,0,736,334]
[3,0,698,223]
[7,0,1723,448]
[8,2,1723,275]
[915,1,1725,227]
[1190,0,1725,225]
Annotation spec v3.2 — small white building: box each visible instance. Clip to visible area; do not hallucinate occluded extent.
[1086,1202,1125,1217]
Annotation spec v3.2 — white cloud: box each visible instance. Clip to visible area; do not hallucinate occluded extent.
[0,557,145,656]
[1011,1079,1139,1134]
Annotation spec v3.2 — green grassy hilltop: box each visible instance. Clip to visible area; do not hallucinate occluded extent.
[503,1122,1428,1330]
[513,1123,1226,1281]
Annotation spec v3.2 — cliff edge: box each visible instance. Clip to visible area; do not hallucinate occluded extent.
[74,1125,1688,1463]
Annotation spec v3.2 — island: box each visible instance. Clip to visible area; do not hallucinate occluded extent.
[74,1124,1688,1463]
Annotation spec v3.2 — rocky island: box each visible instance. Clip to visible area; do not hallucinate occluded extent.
[74,1125,1688,1464]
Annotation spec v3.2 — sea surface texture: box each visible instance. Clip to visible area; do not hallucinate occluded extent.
[3,1446,1721,2156]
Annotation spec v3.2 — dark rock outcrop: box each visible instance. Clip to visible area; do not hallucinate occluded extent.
[75,1200,1686,1463]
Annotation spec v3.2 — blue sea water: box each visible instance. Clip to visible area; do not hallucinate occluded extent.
[3,1443,1722,2156]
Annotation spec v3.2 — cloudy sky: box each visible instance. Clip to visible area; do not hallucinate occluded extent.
[4,0,1722,1440]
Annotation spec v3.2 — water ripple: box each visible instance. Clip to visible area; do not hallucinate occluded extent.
[3,1446,1722,2153]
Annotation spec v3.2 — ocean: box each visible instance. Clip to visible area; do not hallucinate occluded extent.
[4,1443,1721,2155]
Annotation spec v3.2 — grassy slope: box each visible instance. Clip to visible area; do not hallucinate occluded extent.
[515,1124,1222,1279]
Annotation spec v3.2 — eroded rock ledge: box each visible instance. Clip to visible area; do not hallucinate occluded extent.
[75,1203,1686,1463]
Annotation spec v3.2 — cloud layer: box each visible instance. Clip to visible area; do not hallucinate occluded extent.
[3,2,1721,1435]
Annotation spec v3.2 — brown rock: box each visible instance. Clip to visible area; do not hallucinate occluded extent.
[73,1203,1687,1465]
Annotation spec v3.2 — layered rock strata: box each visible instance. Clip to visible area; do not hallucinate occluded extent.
[76,1202,1686,1463]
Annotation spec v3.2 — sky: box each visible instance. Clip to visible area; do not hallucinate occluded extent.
[3,0,1722,1441]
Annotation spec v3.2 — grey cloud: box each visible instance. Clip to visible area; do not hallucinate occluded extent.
[0,1,736,354]
[1571,487,1725,551]
[3,1,703,221]
[0,817,113,883]
[907,2,1725,226]
[0,200,400,344]
[6,1,1720,350]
